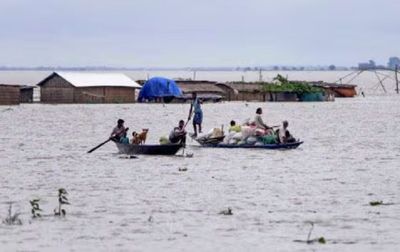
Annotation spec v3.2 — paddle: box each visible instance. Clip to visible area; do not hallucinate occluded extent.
[87,138,113,153]
[87,127,129,154]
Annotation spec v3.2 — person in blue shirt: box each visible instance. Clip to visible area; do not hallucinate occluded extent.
[188,92,203,137]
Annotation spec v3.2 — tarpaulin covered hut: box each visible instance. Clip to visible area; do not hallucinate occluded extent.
[138,77,182,103]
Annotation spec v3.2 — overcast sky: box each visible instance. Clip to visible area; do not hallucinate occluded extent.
[0,0,399,67]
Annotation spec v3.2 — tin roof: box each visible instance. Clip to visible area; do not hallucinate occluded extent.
[38,72,141,88]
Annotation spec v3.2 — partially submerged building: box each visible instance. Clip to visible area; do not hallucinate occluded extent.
[37,72,141,103]
[0,84,20,105]
[216,83,266,101]
[20,86,35,103]
[217,82,336,102]
[175,80,226,102]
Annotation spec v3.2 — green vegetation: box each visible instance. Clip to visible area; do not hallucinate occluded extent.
[54,188,70,216]
[30,199,42,218]
[2,203,22,225]
[293,222,326,244]
[261,74,323,94]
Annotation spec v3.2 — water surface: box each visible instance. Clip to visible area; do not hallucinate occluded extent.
[0,97,399,251]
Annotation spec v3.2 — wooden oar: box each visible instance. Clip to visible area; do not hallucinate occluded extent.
[88,128,129,153]
[87,138,112,153]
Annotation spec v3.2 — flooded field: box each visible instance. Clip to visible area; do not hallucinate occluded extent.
[0,96,399,251]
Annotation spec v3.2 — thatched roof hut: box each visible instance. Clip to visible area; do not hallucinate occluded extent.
[216,82,265,101]
[175,80,226,102]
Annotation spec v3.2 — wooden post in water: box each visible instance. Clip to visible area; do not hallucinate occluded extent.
[395,65,399,94]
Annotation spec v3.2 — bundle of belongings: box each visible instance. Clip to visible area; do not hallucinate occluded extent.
[194,127,225,145]
[223,124,278,146]
[196,120,296,146]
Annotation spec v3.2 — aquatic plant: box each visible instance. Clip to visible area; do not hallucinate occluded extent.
[2,203,22,225]
[54,188,70,216]
[294,222,326,244]
[30,199,42,218]
[369,201,393,206]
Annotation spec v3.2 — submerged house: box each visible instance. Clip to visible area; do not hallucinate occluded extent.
[20,86,35,103]
[175,80,226,102]
[0,84,20,105]
[217,81,335,102]
[216,82,266,101]
[37,72,141,103]
[307,81,357,97]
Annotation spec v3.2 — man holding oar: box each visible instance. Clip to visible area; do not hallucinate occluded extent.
[188,92,203,137]
[87,119,129,153]
[110,119,128,142]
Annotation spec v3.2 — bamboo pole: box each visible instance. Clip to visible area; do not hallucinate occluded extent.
[374,70,387,93]
[395,65,399,94]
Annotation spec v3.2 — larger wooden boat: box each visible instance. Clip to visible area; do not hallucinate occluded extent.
[113,140,183,155]
[201,141,303,149]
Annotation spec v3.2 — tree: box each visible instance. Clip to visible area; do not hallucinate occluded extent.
[328,65,336,71]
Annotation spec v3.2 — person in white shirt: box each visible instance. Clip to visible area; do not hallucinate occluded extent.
[277,120,295,143]
[254,108,271,129]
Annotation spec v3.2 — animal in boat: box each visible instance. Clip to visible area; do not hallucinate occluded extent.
[132,129,149,145]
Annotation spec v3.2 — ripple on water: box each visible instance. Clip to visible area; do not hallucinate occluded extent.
[1,99,400,251]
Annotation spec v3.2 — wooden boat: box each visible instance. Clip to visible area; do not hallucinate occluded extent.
[200,141,303,149]
[113,140,183,155]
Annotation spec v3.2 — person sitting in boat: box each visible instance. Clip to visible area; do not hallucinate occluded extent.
[254,108,272,133]
[276,120,295,143]
[169,120,187,145]
[110,119,129,142]
[120,132,130,144]
[228,120,241,133]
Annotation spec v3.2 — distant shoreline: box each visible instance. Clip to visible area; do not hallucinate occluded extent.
[0,67,356,72]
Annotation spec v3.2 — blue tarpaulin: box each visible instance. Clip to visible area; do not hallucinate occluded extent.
[138,77,182,102]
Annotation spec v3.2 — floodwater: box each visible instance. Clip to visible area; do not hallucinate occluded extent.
[0,95,399,251]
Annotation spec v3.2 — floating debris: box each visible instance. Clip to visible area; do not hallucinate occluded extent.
[293,222,326,244]
[119,155,138,159]
[369,201,394,206]
[219,207,233,215]
[370,201,383,206]
[178,167,188,172]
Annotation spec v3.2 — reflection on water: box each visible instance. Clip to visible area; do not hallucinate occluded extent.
[0,96,399,251]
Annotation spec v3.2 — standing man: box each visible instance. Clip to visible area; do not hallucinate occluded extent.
[188,92,203,137]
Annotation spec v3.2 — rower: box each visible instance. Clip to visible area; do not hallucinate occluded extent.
[169,120,187,145]
[110,119,129,143]
[188,92,203,137]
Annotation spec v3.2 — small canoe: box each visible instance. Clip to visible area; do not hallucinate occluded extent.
[113,141,183,155]
[200,141,303,149]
